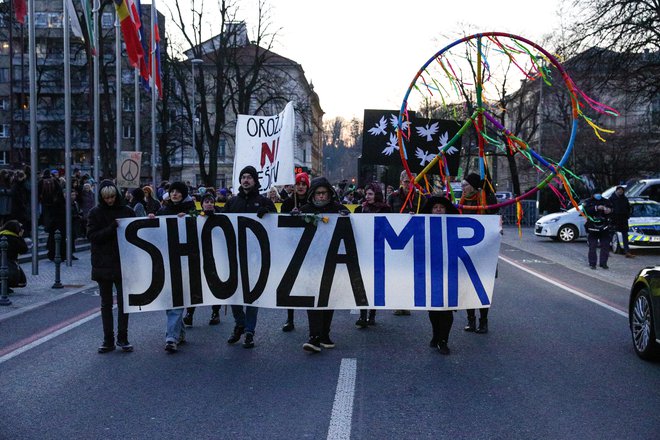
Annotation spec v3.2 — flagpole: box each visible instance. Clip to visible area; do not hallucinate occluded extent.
[115,12,122,181]
[134,68,140,152]
[150,1,156,190]
[63,0,72,266]
[28,0,38,274]
[93,0,100,198]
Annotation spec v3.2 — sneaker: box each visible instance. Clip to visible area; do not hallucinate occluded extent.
[98,341,116,354]
[600,264,609,269]
[282,321,295,332]
[178,333,186,345]
[208,312,220,326]
[243,332,255,349]
[437,340,450,355]
[320,336,335,349]
[429,338,438,348]
[116,339,134,352]
[183,312,193,327]
[303,336,321,353]
[355,318,368,329]
[227,325,245,344]
[589,265,597,270]
[164,341,178,353]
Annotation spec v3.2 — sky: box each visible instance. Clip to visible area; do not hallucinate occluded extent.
[165,0,565,121]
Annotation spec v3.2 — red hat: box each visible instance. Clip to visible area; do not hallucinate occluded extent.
[295,172,310,187]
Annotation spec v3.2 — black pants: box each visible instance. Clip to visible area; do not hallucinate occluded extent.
[359,309,376,320]
[307,310,334,338]
[186,305,220,316]
[588,231,611,266]
[428,311,454,342]
[98,279,128,343]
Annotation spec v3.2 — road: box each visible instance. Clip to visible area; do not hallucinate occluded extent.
[0,227,658,439]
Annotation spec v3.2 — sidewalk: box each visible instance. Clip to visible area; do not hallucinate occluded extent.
[0,249,96,320]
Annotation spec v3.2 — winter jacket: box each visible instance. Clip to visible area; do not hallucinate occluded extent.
[300,177,349,214]
[157,196,196,216]
[387,187,426,213]
[280,193,308,213]
[222,186,276,214]
[0,229,28,261]
[608,193,631,231]
[87,180,136,281]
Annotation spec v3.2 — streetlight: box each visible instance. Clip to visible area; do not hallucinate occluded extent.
[191,58,203,181]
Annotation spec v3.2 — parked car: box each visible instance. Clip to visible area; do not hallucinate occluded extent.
[625,178,660,202]
[628,265,660,360]
[496,191,513,201]
[611,199,660,253]
[535,205,587,242]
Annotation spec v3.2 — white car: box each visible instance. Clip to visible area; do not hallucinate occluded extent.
[535,205,587,242]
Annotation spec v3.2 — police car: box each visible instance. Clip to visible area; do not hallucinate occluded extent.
[611,199,660,253]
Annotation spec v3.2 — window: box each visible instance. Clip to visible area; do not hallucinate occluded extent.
[0,124,9,138]
[123,124,134,139]
[34,13,48,28]
[101,13,114,28]
[219,139,226,159]
[0,99,7,110]
[48,13,63,28]
[0,41,9,55]
[122,95,134,111]
[0,152,7,165]
[0,68,8,83]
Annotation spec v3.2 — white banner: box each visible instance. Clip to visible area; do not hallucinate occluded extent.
[118,213,501,313]
[117,151,142,189]
[233,102,296,193]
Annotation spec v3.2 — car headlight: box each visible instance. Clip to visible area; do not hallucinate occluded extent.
[543,218,559,224]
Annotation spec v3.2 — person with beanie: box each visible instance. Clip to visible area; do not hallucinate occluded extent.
[300,176,350,353]
[87,180,136,353]
[154,181,197,353]
[223,166,276,349]
[354,183,391,328]
[279,172,311,332]
[129,187,147,217]
[459,173,498,334]
[421,196,460,355]
[182,193,223,327]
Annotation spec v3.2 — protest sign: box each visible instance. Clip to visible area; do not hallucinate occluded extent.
[117,151,142,189]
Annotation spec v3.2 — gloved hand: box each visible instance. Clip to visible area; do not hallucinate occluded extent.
[257,206,269,218]
[339,209,350,216]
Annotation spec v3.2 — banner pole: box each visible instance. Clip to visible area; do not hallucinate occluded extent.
[63,0,72,266]
[28,0,38,274]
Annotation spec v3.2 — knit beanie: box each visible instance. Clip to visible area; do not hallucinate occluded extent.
[169,181,189,199]
[464,173,482,191]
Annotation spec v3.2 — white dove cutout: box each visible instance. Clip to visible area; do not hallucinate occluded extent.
[437,131,459,155]
[368,116,388,136]
[389,114,411,131]
[382,133,400,156]
[415,147,435,166]
[415,122,439,141]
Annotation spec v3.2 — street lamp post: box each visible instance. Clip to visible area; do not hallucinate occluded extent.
[190,59,203,183]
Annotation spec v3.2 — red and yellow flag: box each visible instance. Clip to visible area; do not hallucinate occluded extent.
[113,0,144,68]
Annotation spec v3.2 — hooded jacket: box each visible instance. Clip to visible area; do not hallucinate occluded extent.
[87,180,136,281]
[300,177,348,214]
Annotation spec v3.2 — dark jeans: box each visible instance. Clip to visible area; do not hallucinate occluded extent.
[307,310,334,338]
[429,311,454,342]
[98,279,128,343]
[186,305,220,316]
[466,308,489,321]
[588,231,611,266]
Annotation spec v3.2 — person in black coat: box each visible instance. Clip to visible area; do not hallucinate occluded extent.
[0,220,28,292]
[279,172,310,332]
[223,166,276,349]
[421,196,460,355]
[182,193,222,327]
[354,183,391,328]
[584,189,613,269]
[155,181,197,353]
[301,176,350,353]
[87,180,136,353]
[608,186,634,258]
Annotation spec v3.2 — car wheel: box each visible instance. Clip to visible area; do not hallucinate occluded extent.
[630,288,659,360]
[557,224,578,242]
[611,233,622,254]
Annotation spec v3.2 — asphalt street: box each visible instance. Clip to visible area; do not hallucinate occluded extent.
[0,227,658,440]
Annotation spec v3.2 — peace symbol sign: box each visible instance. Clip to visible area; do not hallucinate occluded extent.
[396,32,617,212]
[121,159,140,182]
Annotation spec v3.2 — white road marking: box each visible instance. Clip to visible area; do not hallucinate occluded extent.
[327,358,357,440]
[0,311,101,365]
[499,255,627,318]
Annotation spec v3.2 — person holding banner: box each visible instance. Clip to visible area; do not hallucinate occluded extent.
[459,173,498,334]
[156,182,197,353]
[223,166,276,349]
[301,177,350,353]
[354,183,391,328]
[87,180,136,353]
[182,193,222,327]
[421,196,460,355]
[279,172,311,332]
